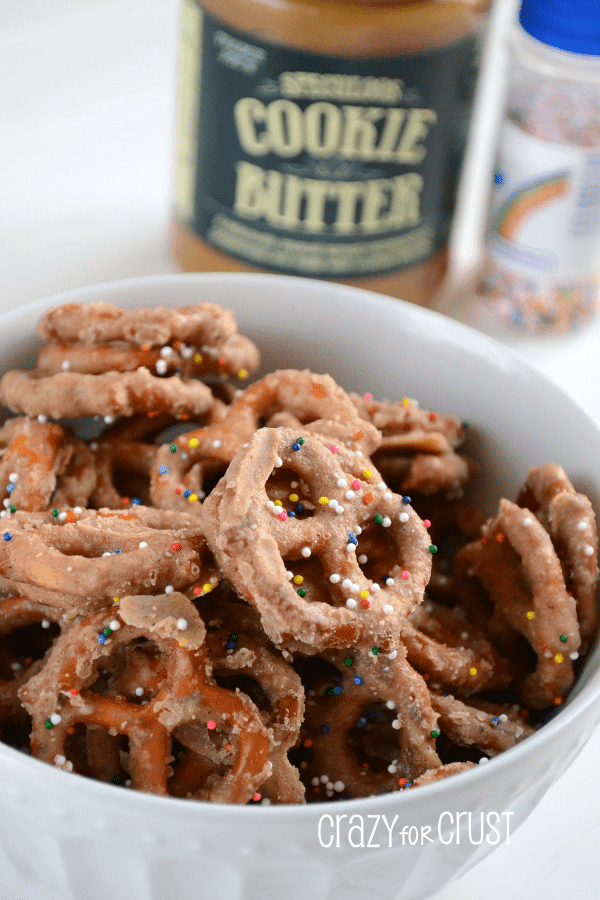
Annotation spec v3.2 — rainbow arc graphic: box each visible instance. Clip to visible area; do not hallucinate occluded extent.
[495,170,570,240]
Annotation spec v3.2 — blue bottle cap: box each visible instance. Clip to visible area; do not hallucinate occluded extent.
[519,0,600,56]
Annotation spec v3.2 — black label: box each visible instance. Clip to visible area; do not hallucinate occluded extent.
[176,2,480,279]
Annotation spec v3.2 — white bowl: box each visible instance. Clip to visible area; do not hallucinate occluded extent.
[0,273,599,900]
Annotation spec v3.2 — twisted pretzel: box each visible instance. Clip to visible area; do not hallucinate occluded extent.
[19,594,271,801]
[455,499,581,708]
[301,648,441,799]
[0,507,210,608]
[37,301,236,348]
[203,427,432,652]
[0,368,216,420]
[37,333,260,379]
[150,370,381,512]
[0,417,96,511]
[430,691,535,757]
[518,464,598,651]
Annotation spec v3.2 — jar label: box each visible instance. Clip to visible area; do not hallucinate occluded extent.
[485,120,600,283]
[175,2,479,279]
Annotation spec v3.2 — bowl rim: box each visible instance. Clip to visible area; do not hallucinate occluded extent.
[1,270,599,819]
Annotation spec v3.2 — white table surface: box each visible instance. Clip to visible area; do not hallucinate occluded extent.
[2,2,600,899]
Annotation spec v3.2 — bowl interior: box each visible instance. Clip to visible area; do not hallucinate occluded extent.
[1,270,599,798]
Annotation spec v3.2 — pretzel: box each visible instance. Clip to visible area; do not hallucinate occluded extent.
[301,648,441,799]
[204,427,432,652]
[175,628,305,803]
[403,599,512,695]
[430,691,535,756]
[0,596,68,736]
[410,761,476,787]
[19,594,272,801]
[0,417,96,512]
[0,507,211,608]
[518,464,598,651]
[37,301,237,348]
[150,369,381,512]
[37,333,260,380]
[0,368,216,420]
[455,499,581,708]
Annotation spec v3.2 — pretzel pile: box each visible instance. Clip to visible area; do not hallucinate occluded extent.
[0,299,596,804]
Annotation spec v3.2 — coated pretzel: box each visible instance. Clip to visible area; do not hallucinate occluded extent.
[203,427,432,652]
[301,647,441,799]
[430,691,535,757]
[0,507,210,607]
[150,369,381,512]
[518,463,598,650]
[19,594,272,801]
[0,417,96,512]
[0,368,216,420]
[37,332,260,379]
[37,301,236,348]
[455,499,581,708]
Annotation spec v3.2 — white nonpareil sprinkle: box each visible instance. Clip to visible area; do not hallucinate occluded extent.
[333,781,345,792]
[391,719,401,729]
[585,545,595,556]
[384,492,392,501]
[58,512,67,521]
[311,777,320,787]
[345,598,357,609]
[387,650,398,660]
[181,452,188,460]
[341,578,352,589]
[54,755,67,766]
[155,359,168,375]
[479,758,489,765]
[355,526,362,535]
[358,554,368,564]
[386,701,396,709]
[387,764,397,774]
[165,585,174,594]
[177,618,187,630]
[371,583,380,592]
[328,499,338,509]
[2,500,9,509]
[291,481,299,488]
[384,577,394,586]
[350,584,359,593]
[11,662,22,671]
[399,512,409,523]
[8,473,18,484]
[139,541,148,549]
[329,574,341,583]
[577,520,587,530]
[135,687,144,696]
[90,442,98,451]
[0,512,6,519]
[523,517,532,526]
[160,346,173,357]
[376,483,386,491]
[335,506,344,515]
[286,571,294,580]
[320,774,329,783]
[109,620,120,630]
[345,491,355,500]
[50,713,62,725]
[499,714,508,723]
[267,500,275,509]
[271,505,281,515]
[301,547,311,558]
[382,517,391,528]
[102,551,111,557]
[346,544,356,553]
[337,479,347,488]
[104,415,115,425]
[274,456,283,468]
[61,360,71,371]
[73,507,82,514]
[37,414,47,423]
[212,440,222,448]
[383,604,393,614]
[180,345,194,359]
[41,619,50,629]
[570,651,580,660]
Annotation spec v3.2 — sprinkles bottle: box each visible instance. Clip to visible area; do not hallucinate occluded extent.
[478,0,600,333]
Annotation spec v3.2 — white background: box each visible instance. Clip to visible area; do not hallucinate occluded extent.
[2,1,600,898]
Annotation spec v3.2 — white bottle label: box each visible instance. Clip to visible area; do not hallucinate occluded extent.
[486,119,600,283]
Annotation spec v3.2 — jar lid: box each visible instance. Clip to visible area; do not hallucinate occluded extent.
[519,0,600,56]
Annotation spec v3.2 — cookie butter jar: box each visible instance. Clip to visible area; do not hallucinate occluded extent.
[172,0,491,307]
